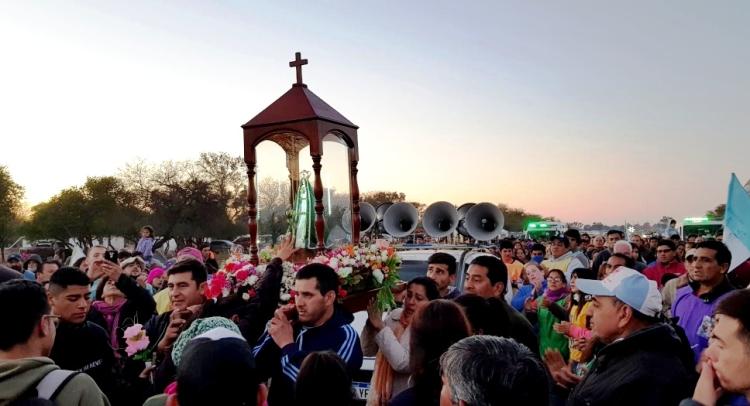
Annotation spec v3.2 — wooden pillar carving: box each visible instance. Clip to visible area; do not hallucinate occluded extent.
[311,155,326,253]
[286,149,301,206]
[349,156,361,245]
[246,156,259,265]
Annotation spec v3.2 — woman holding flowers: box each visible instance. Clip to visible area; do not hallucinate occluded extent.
[88,259,156,405]
[361,276,440,405]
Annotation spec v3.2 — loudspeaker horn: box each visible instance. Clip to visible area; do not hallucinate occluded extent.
[341,203,377,234]
[382,202,419,238]
[422,201,459,238]
[463,202,505,241]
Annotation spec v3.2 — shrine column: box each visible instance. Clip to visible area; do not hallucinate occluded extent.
[246,151,259,265]
[286,149,301,205]
[348,151,361,245]
[311,154,326,253]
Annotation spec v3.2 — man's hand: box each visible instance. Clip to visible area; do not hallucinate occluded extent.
[99,260,123,283]
[268,308,294,348]
[157,309,192,353]
[136,274,148,288]
[543,349,582,389]
[692,360,722,406]
[87,260,104,282]
[276,234,299,262]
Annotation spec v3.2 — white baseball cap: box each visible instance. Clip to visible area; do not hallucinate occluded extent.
[576,267,662,317]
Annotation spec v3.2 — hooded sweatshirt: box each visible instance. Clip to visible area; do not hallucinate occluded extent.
[0,357,110,406]
[253,306,363,406]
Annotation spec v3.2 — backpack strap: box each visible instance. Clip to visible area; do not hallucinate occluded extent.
[36,369,79,400]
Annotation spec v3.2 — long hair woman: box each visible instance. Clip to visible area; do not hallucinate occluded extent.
[389,300,472,406]
[362,277,440,405]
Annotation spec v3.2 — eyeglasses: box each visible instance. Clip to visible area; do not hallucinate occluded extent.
[43,314,60,328]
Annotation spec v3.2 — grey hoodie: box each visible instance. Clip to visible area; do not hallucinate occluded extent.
[0,357,110,406]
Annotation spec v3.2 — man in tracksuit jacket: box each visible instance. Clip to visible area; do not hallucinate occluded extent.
[253,263,363,406]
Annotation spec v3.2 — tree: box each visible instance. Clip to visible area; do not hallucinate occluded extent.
[361,191,406,207]
[706,204,726,220]
[25,177,145,250]
[496,203,545,232]
[0,166,24,261]
[118,157,248,248]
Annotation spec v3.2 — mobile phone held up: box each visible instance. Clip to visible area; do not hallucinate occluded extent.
[104,250,118,263]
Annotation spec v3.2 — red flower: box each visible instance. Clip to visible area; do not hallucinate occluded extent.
[247,289,256,298]
[224,262,240,272]
[235,269,250,282]
[338,288,348,298]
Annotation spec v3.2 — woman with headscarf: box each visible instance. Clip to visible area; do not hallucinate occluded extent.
[361,277,440,405]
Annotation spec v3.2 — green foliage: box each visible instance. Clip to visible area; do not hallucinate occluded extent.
[0,166,25,260]
[497,203,545,232]
[24,177,143,249]
[706,204,726,220]
[361,191,406,207]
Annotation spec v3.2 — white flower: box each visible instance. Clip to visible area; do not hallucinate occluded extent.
[373,269,384,284]
[248,275,259,286]
[381,252,388,262]
[280,293,291,302]
[242,293,250,301]
[329,258,339,269]
[338,267,353,278]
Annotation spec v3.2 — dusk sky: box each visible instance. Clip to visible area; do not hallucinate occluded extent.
[1,1,748,224]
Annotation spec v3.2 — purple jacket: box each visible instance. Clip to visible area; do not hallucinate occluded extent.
[672,278,734,363]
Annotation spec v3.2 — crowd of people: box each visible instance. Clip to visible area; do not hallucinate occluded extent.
[1,225,750,406]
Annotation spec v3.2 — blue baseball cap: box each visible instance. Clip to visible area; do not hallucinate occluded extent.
[576,267,662,317]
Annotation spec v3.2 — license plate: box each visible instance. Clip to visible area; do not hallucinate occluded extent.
[352,381,370,400]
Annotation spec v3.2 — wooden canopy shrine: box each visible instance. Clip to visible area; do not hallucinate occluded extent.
[241,52,361,264]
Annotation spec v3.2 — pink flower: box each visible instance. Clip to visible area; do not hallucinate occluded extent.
[375,239,390,250]
[123,324,149,356]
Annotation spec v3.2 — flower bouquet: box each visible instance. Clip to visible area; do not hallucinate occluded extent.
[204,255,262,301]
[206,253,300,305]
[123,324,151,362]
[311,239,401,312]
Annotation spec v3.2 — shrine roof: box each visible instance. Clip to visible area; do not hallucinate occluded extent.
[243,85,358,129]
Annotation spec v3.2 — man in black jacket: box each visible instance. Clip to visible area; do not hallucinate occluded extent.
[569,267,694,406]
[143,258,208,393]
[47,267,117,401]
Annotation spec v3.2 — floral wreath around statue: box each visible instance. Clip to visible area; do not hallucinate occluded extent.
[203,238,401,312]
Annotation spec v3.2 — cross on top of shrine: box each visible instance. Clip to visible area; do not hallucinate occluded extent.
[289,52,308,87]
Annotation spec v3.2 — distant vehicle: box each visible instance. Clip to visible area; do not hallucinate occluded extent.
[233,234,274,249]
[524,221,567,240]
[209,240,234,253]
[680,217,723,239]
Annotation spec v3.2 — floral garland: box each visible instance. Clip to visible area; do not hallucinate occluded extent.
[204,255,262,301]
[205,254,300,305]
[311,239,401,311]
